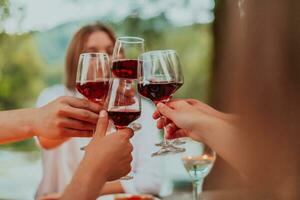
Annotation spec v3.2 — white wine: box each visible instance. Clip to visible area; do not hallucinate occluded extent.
[182,155,214,180]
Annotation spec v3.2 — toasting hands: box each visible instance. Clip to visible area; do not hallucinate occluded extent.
[153,99,236,143]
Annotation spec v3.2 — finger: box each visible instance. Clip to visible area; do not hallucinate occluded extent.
[152,109,160,119]
[157,117,172,129]
[59,119,96,131]
[115,95,136,106]
[185,98,222,117]
[165,123,179,139]
[118,128,134,140]
[62,128,94,137]
[157,103,176,121]
[94,110,109,138]
[63,96,101,113]
[117,80,135,98]
[166,123,178,134]
[59,107,99,124]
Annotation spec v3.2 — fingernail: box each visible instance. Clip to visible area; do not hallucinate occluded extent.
[99,110,107,117]
[157,103,164,108]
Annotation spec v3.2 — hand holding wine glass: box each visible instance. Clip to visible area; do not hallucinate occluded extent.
[137,50,185,156]
[106,78,141,180]
[152,99,237,143]
[62,110,134,200]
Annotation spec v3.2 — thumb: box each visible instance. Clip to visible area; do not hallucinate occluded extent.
[157,103,175,120]
[94,110,109,138]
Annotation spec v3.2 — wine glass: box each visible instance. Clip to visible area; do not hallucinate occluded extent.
[76,53,111,104]
[181,139,216,200]
[107,78,141,180]
[112,36,144,130]
[154,50,186,147]
[76,53,111,150]
[137,50,185,157]
[112,36,145,79]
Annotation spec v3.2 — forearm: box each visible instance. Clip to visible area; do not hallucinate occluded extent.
[61,157,108,200]
[0,108,38,144]
[38,136,69,149]
[198,117,269,186]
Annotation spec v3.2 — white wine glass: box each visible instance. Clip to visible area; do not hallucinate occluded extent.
[181,139,216,200]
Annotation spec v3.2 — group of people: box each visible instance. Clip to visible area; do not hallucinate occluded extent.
[1,0,300,199]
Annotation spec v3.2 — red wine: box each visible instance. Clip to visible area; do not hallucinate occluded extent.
[76,80,110,103]
[112,59,138,79]
[108,109,141,128]
[138,82,183,104]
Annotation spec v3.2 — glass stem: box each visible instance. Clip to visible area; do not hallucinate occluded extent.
[155,102,169,148]
[162,126,169,147]
[192,180,201,200]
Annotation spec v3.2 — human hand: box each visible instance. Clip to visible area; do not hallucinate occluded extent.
[84,110,134,181]
[114,79,136,106]
[153,99,233,142]
[33,96,101,139]
[61,110,133,200]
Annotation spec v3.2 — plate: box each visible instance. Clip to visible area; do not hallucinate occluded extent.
[97,194,161,200]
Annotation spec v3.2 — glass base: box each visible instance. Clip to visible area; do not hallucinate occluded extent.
[172,139,186,146]
[155,139,186,147]
[151,145,185,157]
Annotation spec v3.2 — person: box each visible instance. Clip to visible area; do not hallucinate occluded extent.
[35,22,163,199]
[0,100,134,200]
[153,0,300,197]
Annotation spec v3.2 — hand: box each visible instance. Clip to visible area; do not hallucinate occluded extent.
[33,96,101,139]
[62,110,133,200]
[115,79,136,106]
[84,110,134,181]
[153,99,235,142]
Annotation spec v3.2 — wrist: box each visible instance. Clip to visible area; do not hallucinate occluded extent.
[63,157,108,199]
[23,108,39,138]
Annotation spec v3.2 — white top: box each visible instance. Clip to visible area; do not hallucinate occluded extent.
[35,84,163,198]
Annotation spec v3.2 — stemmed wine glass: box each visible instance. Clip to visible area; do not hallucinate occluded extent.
[107,78,141,180]
[76,53,111,150]
[181,139,216,200]
[155,50,186,147]
[112,36,144,131]
[112,36,145,79]
[137,50,185,157]
[76,53,111,104]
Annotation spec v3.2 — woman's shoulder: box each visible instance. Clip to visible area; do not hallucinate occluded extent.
[36,84,68,107]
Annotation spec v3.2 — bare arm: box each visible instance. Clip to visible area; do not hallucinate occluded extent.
[0,96,100,145]
[0,108,37,144]
[37,137,70,149]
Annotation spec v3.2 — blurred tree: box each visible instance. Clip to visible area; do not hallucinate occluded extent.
[0,0,10,31]
[0,32,44,109]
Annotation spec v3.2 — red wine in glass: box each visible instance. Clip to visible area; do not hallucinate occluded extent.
[138,81,183,104]
[108,109,141,129]
[76,80,110,103]
[112,59,138,79]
